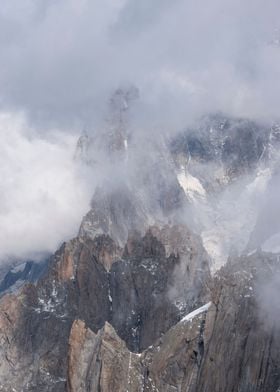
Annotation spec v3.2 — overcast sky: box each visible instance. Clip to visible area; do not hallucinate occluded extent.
[1,0,280,128]
[0,0,280,261]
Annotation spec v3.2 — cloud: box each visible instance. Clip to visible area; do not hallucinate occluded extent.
[0,0,280,261]
[256,266,280,328]
[0,112,93,262]
[0,0,279,131]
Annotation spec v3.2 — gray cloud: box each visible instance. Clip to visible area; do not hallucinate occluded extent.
[0,112,94,262]
[1,0,280,262]
[0,0,279,131]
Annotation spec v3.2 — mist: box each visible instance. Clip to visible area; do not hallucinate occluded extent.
[0,112,94,262]
[1,0,280,262]
[0,0,280,130]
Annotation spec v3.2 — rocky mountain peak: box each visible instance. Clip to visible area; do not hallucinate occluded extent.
[1,112,280,391]
[75,86,139,166]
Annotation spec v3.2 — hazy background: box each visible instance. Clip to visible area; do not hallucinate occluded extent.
[1,0,280,261]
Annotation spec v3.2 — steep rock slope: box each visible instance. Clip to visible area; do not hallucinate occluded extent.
[66,251,280,392]
[197,251,280,392]
[67,305,210,392]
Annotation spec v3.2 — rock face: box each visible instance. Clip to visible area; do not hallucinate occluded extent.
[66,252,280,392]
[1,229,280,391]
[0,224,210,391]
[67,320,142,392]
[170,114,272,187]
[197,252,280,392]
[66,308,210,392]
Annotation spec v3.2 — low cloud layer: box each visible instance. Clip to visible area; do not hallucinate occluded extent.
[0,112,93,262]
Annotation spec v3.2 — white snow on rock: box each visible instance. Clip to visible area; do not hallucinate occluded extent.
[181,302,211,323]
[177,168,206,201]
[11,262,27,274]
[247,249,257,256]
[198,168,271,272]
[124,139,128,150]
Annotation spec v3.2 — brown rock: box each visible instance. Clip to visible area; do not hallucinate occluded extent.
[67,320,142,392]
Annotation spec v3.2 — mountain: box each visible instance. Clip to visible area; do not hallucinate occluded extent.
[1,92,280,391]
[67,251,280,392]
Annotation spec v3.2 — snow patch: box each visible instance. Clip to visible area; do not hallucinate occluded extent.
[181,302,211,323]
[247,249,257,256]
[177,168,206,201]
[11,262,27,274]
[201,168,271,271]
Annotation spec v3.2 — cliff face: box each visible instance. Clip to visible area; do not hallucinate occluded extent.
[197,252,280,392]
[67,320,143,392]
[66,310,209,392]
[0,224,210,391]
[66,251,280,392]
[1,227,280,391]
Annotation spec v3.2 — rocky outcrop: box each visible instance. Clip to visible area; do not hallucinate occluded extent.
[67,304,210,392]
[2,230,280,392]
[1,226,280,391]
[197,251,280,392]
[75,86,139,165]
[67,320,142,392]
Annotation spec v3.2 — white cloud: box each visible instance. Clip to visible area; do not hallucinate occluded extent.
[0,112,92,261]
[0,0,280,261]
[0,0,279,130]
